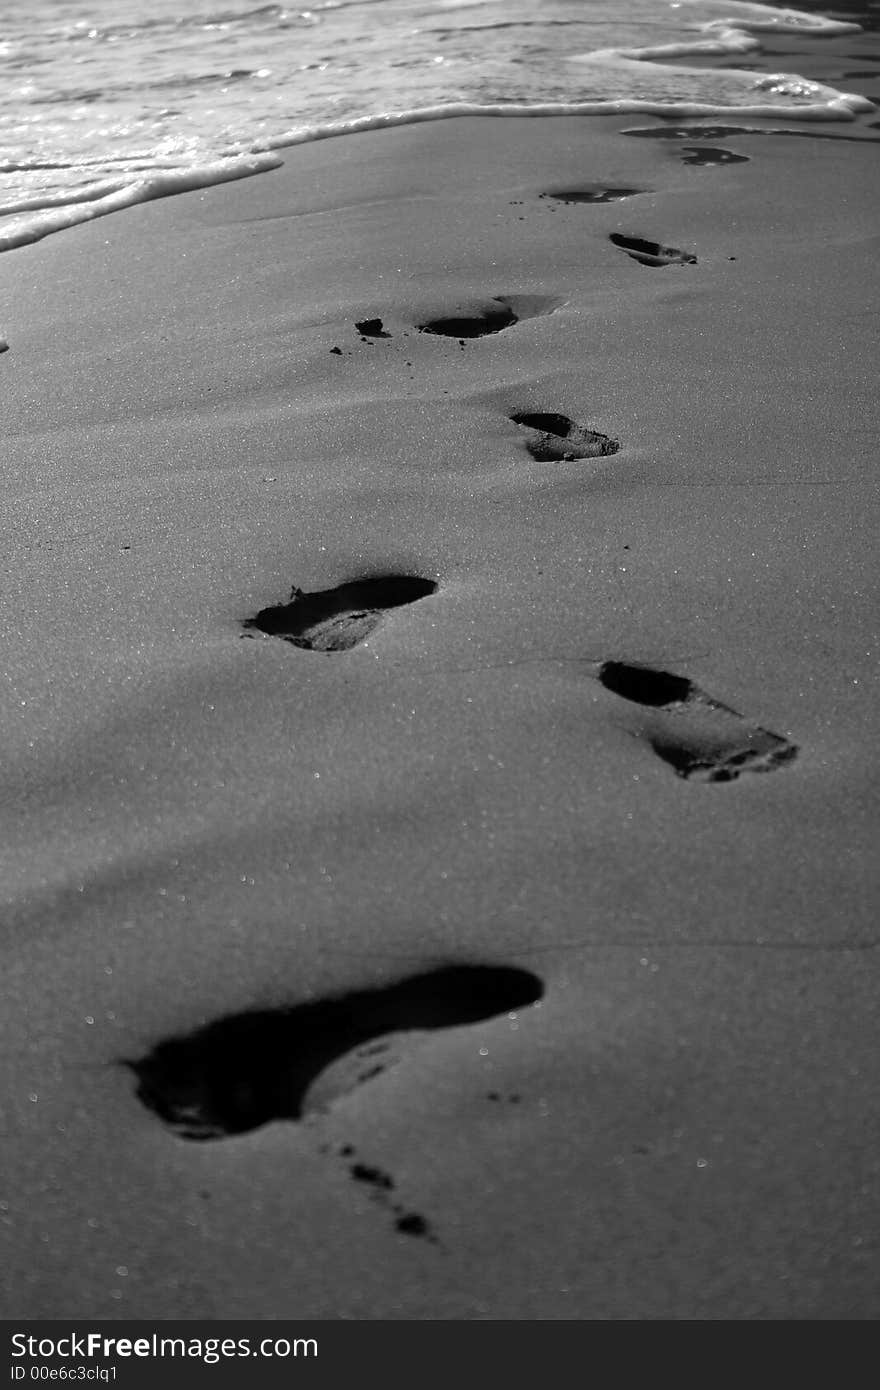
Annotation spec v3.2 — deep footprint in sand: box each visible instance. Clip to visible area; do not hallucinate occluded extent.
[609,233,697,268]
[417,293,561,339]
[598,660,797,783]
[509,411,619,462]
[540,186,644,204]
[243,574,437,651]
[125,964,544,1140]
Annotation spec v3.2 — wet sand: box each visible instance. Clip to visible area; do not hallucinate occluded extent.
[1,102,878,1317]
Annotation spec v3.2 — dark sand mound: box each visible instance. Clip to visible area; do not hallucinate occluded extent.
[244,574,437,651]
[509,410,619,462]
[126,964,544,1140]
[355,317,391,339]
[599,660,798,783]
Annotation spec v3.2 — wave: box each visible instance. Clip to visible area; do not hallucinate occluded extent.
[0,0,873,254]
[0,154,282,253]
[56,2,318,43]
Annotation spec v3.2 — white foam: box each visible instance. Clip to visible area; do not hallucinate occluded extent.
[698,2,860,38]
[0,0,873,255]
[0,154,282,253]
[2,76,871,257]
[587,0,861,65]
[253,85,872,158]
[0,177,132,219]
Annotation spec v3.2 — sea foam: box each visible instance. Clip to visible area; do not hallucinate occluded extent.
[0,155,283,253]
[0,0,872,254]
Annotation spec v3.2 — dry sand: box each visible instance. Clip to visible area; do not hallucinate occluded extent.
[1,101,878,1318]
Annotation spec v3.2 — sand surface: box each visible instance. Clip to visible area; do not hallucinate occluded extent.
[1,102,878,1318]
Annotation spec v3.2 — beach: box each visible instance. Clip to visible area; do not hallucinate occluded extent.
[1,45,879,1318]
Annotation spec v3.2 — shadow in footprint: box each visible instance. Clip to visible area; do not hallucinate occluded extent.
[125,964,544,1140]
[610,233,697,268]
[540,186,643,204]
[418,294,561,339]
[244,574,437,651]
[510,411,619,462]
[598,660,797,783]
[420,301,515,339]
[600,663,692,707]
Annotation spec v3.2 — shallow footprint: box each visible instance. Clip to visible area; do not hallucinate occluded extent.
[125,964,544,1140]
[622,124,755,142]
[418,293,561,339]
[598,660,797,783]
[623,123,880,147]
[244,574,437,651]
[540,186,643,204]
[609,233,697,268]
[509,411,619,462]
[681,145,750,167]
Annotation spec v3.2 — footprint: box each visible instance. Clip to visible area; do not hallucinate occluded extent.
[124,964,543,1140]
[623,123,880,148]
[509,411,619,462]
[540,186,643,204]
[419,301,515,339]
[243,574,437,651]
[623,124,755,142]
[598,660,797,783]
[609,234,697,268]
[680,146,750,167]
[417,294,561,340]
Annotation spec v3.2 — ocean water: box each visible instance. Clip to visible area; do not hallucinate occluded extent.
[0,0,875,250]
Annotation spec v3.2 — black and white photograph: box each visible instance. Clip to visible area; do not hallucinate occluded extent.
[1,0,877,1335]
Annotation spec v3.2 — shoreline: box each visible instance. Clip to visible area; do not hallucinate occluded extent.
[1,7,876,255]
[1,108,878,1317]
